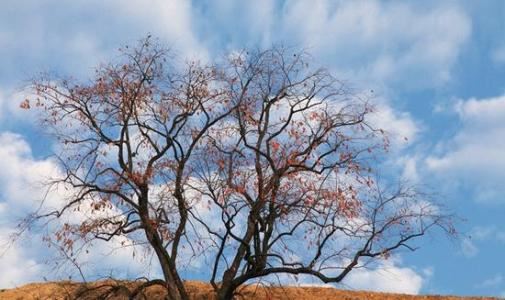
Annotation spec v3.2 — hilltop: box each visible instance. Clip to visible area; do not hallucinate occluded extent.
[0,280,498,300]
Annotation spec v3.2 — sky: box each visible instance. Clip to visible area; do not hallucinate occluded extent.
[0,0,504,297]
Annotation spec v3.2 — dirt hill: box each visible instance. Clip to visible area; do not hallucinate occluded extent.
[0,280,499,300]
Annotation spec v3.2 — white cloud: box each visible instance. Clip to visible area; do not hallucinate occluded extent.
[0,88,50,129]
[0,132,59,215]
[399,155,420,183]
[0,0,207,82]
[426,94,505,203]
[192,1,471,182]
[368,101,419,148]
[0,1,428,168]
[247,256,428,295]
[0,228,43,288]
[188,0,471,89]
[278,0,471,88]
[341,258,427,294]
[0,133,54,287]
[112,0,206,59]
[0,132,154,288]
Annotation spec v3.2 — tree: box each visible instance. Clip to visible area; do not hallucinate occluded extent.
[187,48,453,299]
[23,37,453,300]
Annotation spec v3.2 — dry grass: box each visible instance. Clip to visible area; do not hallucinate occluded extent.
[0,280,498,300]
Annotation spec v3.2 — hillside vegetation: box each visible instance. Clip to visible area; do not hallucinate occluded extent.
[0,280,498,300]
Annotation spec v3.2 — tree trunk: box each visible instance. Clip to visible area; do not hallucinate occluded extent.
[143,221,188,300]
[152,244,187,300]
[139,189,188,300]
[216,283,236,300]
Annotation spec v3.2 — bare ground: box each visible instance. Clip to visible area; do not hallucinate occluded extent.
[0,280,499,300]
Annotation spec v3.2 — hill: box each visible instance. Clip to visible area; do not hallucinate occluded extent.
[0,280,499,300]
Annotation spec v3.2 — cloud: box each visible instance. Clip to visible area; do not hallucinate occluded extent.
[469,226,505,244]
[0,1,471,135]
[0,132,55,287]
[0,132,156,288]
[460,238,479,258]
[340,258,428,294]
[396,155,420,183]
[289,1,470,87]
[368,100,419,149]
[476,273,503,289]
[459,225,505,259]
[111,0,205,59]
[191,0,467,180]
[187,1,474,89]
[426,94,505,203]
[0,0,206,84]
[0,0,427,163]
[249,256,428,295]
[0,228,43,288]
[475,273,505,297]
[470,226,497,241]
[0,132,58,215]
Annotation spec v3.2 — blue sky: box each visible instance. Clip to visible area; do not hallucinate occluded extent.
[0,0,504,297]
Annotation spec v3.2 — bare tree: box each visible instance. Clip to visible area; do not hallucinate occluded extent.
[22,37,453,300]
[24,37,238,300]
[189,48,454,299]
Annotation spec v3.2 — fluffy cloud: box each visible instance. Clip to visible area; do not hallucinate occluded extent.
[0,132,53,287]
[0,228,43,288]
[0,132,154,288]
[426,94,505,203]
[250,257,428,295]
[0,133,57,214]
[341,258,427,294]
[428,95,505,174]
[368,100,419,149]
